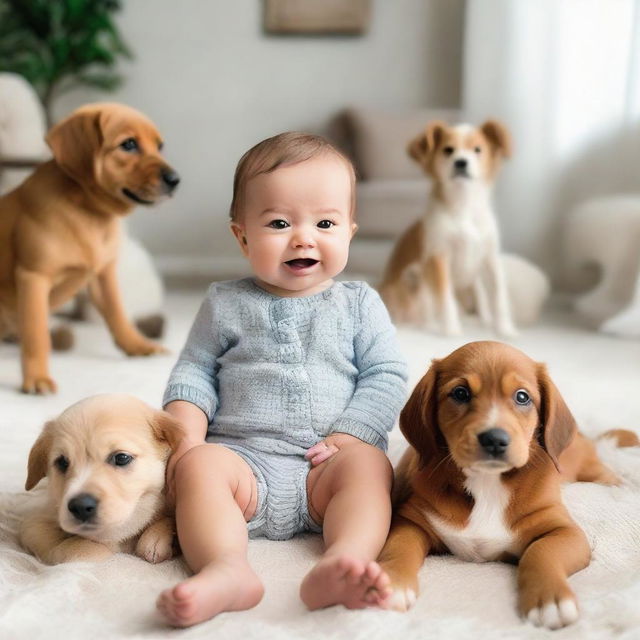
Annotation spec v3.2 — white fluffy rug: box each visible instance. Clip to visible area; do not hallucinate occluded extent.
[1,290,639,640]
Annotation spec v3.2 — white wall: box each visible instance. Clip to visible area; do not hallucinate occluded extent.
[55,0,463,277]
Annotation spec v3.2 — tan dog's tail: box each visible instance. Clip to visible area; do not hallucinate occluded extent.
[598,429,640,448]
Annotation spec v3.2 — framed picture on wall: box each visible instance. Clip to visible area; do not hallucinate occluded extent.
[264,0,372,35]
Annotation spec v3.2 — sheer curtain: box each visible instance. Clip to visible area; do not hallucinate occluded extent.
[462,0,640,287]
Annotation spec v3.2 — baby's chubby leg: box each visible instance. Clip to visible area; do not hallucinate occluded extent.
[301,438,393,610]
[156,444,263,627]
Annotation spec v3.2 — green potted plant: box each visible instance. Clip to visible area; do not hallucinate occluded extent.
[0,0,131,128]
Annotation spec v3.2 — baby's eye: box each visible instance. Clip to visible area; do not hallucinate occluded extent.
[317,220,335,229]
[267,219,289,230]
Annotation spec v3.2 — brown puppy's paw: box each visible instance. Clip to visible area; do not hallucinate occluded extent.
[519,579,579,630]
[135,524,175,563]
[377,570,419,612]
[21,375,58,395]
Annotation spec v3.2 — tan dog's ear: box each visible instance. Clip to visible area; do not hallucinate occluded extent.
[25,422,55,490]
[481,120,512,158]
[400,360,446,466]
[46,109,103,184]
[537,364,578,472]
[150,411,185,452]
[407,120,447,164]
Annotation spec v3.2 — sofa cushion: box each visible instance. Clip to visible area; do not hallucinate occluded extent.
[344,106,461,180]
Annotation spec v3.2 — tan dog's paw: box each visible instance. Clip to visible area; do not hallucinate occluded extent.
[21,374,57,395]
[519,582,579,630]
[118,337,168,357]
[135,520,175,564]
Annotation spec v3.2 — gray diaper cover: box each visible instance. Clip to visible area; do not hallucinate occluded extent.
[218,442,322,541]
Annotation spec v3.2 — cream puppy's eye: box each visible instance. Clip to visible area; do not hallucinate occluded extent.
[54,455,69,473]
[474,146,481,153]
[514,389,531,405]
[449,385,471,403]
[268,219,289,229]
[110,452,134,467]
[443,146,454,156]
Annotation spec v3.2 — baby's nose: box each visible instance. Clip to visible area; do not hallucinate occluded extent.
[292,232,315,248]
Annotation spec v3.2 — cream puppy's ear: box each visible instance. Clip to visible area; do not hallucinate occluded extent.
[407,120,448,165]
[149,411,185,454]
[481,120,512,158]
[25,422,55,490]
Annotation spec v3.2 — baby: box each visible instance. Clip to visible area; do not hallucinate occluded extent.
[156,132,408,626]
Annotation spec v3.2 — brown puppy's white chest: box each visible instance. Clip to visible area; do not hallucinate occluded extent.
[425,471,515,562]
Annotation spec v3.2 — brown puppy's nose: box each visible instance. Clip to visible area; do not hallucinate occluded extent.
[161,169,180,191]
[68,493,98,522]
[477,428,510,457]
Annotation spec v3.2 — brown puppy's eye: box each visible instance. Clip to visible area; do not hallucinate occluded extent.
[474,146,481,153]
[449,385,471,403]
[514,389,531,405]
[54,455,69,473]
[120,138,139,152]
[443,146,454,156]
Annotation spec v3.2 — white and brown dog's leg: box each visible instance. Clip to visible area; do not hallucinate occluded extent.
[90,260,166,356]
[16,267,57,394]
[485,251,516,336]
[428,255,461,335]
[472,277,493,327]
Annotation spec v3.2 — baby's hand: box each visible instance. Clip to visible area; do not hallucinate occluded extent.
[305,433,362,466]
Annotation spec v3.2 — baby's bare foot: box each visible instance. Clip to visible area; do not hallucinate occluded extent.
[156,559,264,627]
[300,554,391,610]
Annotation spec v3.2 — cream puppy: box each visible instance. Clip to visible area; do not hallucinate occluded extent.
[379,120,515,336]
[19,394,181,564]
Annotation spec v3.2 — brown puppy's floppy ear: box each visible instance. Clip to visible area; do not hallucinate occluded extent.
[537,364,578,472]
[481,120,512,159]
[46,109,103,184]
[150,411,185,453]
[407,120,447,165]
[25,422,55,490]
[400,360,446,466]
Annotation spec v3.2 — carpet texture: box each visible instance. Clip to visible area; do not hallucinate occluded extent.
[1,290,639,640]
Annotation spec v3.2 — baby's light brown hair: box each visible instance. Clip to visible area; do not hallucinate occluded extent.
[229,132,356,222]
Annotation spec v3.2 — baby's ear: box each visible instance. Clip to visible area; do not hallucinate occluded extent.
[230,222,249,255]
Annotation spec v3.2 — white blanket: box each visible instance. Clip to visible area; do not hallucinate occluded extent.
[1,291,639,640]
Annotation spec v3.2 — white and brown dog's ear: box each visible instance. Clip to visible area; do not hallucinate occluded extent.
[46,109,104,184]
[25,421,55,491]
[407,120,448,165]
[149,411,185,454]
[400,359,446,466]
[481,120,512,159]
[537,364,578,471]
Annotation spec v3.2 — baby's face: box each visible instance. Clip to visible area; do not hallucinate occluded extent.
[232,154,356,297]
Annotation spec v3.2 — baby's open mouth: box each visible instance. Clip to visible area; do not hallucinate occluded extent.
[285,258,319,271]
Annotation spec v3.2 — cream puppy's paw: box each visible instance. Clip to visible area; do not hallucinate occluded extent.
[526,598,579,630]
[135,519,175,564]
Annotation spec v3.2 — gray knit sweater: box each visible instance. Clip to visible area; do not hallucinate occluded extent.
[163,278,408,455]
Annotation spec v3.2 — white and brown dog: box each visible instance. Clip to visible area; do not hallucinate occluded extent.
[379,120,514,336]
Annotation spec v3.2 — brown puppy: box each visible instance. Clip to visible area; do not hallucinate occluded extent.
[0,103,180,394]
[19,394,181,564]
[376,341,638,629]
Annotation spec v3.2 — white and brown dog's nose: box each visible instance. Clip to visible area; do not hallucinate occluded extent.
[67,493,99,523]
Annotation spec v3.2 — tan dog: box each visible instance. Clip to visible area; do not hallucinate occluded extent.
[19,394,182,564]
[0,103,180,394]
[379,121,514,336]
[376,341,638,629]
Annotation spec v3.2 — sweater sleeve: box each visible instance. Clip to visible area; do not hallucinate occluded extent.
[162,284,222,422]
[330,284,408,451]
